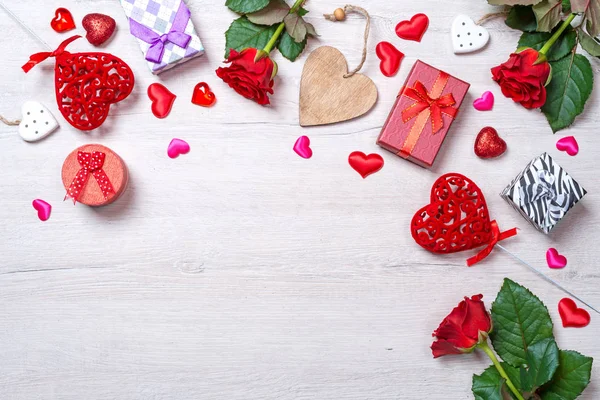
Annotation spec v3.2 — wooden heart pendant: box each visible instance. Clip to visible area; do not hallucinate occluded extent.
[299,46,378,126]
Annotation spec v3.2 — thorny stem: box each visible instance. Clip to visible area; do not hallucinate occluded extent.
[539,14,577,55]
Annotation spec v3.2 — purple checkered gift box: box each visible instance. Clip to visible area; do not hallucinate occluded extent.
[120,0,204,74]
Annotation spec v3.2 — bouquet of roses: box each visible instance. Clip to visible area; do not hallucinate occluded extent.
[433,278,593,399]
[486,0,598,132]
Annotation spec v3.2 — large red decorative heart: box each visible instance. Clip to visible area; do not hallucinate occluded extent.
[396,13,429,42]
[82,13,116,46]
[474,127,507,159]
[191,82,216,107]
[51,7,76,33]
[376,41,404,77]
[148,83,176,119]
[348,151,384,178]
[558,298,591,328]
[22,36,135,131]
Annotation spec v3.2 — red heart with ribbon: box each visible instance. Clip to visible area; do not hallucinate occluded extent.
[191,82,216,107]
[411,173,517,266]
[22,35,135,131]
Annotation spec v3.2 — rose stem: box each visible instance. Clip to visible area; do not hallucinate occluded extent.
[478,341,525,400]
[262,0,306,54]
[539,14,576,55]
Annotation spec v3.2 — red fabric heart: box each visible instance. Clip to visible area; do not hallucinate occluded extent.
[348,151,384,178]
[411,173,516,265]
[396,13,429,42]
[148,83,176,119]
[376,41,404,77]
[51,8,76,33]
[558,298,591,328]
[191,82,216,107]
[82,13,116,46]
[474,127,507,159]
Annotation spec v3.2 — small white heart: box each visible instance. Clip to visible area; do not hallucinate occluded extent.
[18,101,59,142]
[451,15,490,54]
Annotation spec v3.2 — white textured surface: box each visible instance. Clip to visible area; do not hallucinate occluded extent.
[0,1,599,399]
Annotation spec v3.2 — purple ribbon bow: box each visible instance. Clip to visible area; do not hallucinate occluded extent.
[129,0,192,64]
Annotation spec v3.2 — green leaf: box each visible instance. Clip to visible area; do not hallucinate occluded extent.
[247,0,290,26]
[571,0,600,36]
[472,364,522,400]
[224,16,279,58]
[517,26,577,61]
[562,0,571,11]
[506,6,538,32]
[578,28,600,57]
[519,338,560,392]
[490,279,554,367]
[283,13,307,42]
[542,53,594,132]
[533,0,563,32]
[297,7,309,17]
[488,0,542,5]
[225,0,270,14]
[277,31,306,61]
[539,350,593,400]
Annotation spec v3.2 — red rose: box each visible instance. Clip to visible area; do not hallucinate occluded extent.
[216,48,275,106]
[431,294,492,358]
[491,48,551,109]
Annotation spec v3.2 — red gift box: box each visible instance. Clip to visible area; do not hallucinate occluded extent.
[377,60,470,168]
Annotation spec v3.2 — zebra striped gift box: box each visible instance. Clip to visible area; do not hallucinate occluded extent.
[500,153,586,234]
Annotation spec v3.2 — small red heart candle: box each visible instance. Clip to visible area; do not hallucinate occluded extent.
[61,144,128,207]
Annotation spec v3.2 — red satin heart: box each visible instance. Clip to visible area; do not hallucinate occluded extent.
[148,83,176,119]
[396,13,429,42]
[82,13,116,46]
[411,173,495,254]
[191,82,216,107]
[558,298,591,328]
[376,41,404,77]
[348,151,384,178]
[474,127,507,159]
[51,8,76,33]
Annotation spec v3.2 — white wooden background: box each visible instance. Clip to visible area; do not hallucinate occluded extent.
[0,0,598,399]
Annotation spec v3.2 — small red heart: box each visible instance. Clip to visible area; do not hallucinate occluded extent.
[396,13,429,42]
[51,8,76,33]
[148,83,176,119]
[558,298,591,328]
[348,151,384,179]
[191,82,216,107]
[82,13,116,46]
[474,127,507,159]
[376,42,404,77]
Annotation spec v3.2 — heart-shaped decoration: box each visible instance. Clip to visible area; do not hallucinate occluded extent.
[148,83,176,119]
[558,298,591,328]
[18,101,59,142]
[293,136,313,159]
[348,151,384,178]
[300,46,378,127]
[82,13,116,46]
[451,15,490,54]
[411,174,495,254]
[556,136,579,156]
[168,138,190,159]
[191,82,216,107]
[546,248,567,269]
[396,14,429,42]
[51,8,76,33]
[376,41,404,77]
[32,199,52,222]
[473,91,494,111]
[474,127,507,159]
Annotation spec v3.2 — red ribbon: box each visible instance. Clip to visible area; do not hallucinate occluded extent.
[65,151,116,204]
[22,35,81,73]
[466,221,518,267]
[401,79,458,135]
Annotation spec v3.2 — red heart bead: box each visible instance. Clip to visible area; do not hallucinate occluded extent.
[82,13,116,46]
[474,127,507,159]
[148,83,177,119]
[376,41,404,77]
[558,298,591,328]
[191,82,216,107]
[51,7,76,33]
[348,151,384,178]
[396,13,429,42]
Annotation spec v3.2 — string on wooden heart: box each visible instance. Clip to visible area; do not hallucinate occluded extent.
[0,115,21,126]
[323,5,371,78]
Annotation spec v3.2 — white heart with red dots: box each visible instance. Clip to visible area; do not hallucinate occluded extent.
[18,101,59,142]
[451,15,489,54]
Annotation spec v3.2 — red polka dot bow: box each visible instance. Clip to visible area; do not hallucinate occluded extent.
[65,151,115,204]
